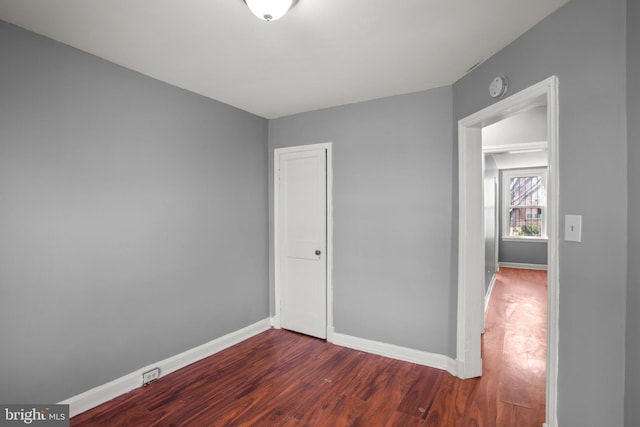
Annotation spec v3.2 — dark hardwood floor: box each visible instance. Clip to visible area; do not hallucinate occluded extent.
[71,267,547,426]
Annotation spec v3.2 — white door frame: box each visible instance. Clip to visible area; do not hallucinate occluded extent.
[273,142,334,341]
[457,77,559,427]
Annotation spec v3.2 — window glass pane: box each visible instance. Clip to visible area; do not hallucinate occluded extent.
[504,170,546,239]
[509,207,542,236]
[510,175,543,206]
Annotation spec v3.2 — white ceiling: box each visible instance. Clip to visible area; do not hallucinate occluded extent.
[0,0,569,119]
[483,106,547,148]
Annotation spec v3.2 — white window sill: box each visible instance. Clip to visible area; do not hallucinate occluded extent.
[502,236,548,242]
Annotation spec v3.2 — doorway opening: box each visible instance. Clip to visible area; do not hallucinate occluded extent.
[482,106,550,425]
[482,105,549,307]
[457,77,558,427]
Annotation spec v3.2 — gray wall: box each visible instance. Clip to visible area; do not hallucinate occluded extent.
[0,21,269,404]
[498,169,548,266]
[269,88,455,356]
[499,239,547,265]
[453,0,628,426]
[483,155,498,294]
[626,0,640,425]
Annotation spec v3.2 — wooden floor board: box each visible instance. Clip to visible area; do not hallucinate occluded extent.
[72,268,546,426]
[396,367,443,419]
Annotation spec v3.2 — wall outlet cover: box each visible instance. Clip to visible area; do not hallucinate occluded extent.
[142,368,160,385]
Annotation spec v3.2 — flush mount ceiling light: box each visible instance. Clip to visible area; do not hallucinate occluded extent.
[243,0,296,22]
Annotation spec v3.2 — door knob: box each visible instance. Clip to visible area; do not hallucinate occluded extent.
[315,250,321,255]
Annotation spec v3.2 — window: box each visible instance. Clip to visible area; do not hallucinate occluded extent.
[502,168,547,240]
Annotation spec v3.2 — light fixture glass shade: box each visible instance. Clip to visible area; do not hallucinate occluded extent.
[245,0,293,21]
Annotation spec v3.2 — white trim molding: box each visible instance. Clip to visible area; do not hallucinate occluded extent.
[458,76,559,427]
[457,123,484,379]
[332,333,457,376]
[60,319,271,418]
[499,262,548,271]
[482,140,548,154]
[501,236,548,242]
[485,274,497,313]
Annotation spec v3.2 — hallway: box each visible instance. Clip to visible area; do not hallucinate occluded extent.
[481,267,547,425]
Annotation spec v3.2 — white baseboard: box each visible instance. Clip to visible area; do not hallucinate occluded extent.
[499,262,548,270]
[270,315,280,329]
[60,318,271,418]
[331,333,457,377]
[327,325,335,342]
[485,274,497,313]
